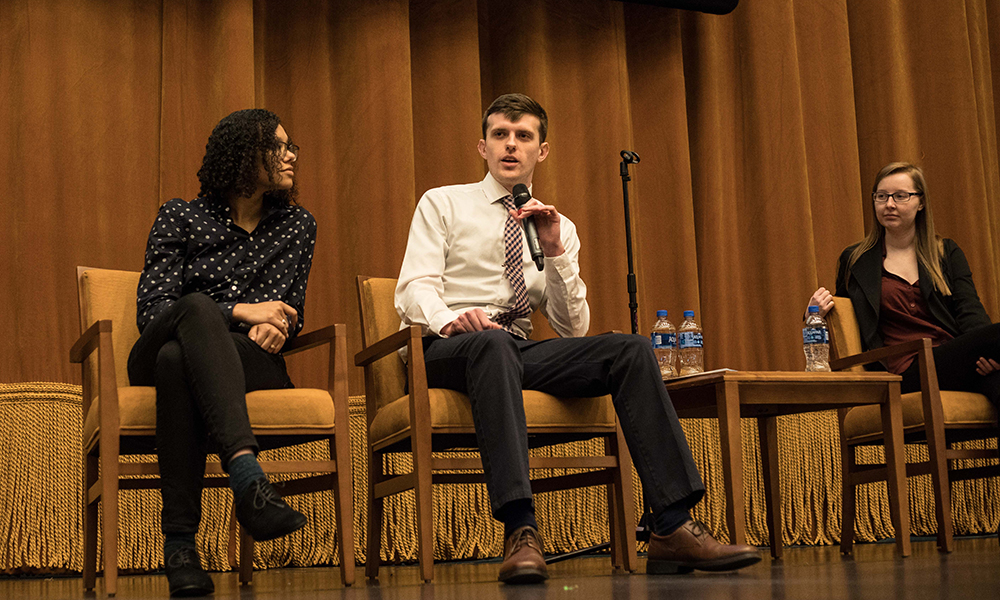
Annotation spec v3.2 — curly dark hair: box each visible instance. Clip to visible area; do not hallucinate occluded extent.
[197,108,298,206]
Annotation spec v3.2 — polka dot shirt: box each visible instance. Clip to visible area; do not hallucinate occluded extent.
[136,197,317,339]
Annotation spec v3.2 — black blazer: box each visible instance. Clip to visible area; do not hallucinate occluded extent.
[834,238,992,358]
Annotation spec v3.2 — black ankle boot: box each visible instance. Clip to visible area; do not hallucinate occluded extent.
[164,545,214,597]
[235,477,308,541]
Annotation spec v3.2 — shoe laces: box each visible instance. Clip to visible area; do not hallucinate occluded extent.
[508,526,542,554]
[687,520,710,541]
[251,479,287,511]
[167,546,200,569]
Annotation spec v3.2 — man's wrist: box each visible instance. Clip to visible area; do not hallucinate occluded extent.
[541,241,565,257]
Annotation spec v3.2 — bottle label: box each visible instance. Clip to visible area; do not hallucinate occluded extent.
[652,333,676,349]
[802,327,829,345]
[678,332,703,349]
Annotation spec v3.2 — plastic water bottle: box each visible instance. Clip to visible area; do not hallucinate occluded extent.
[803,305,831,372]
[651,310,677,379]
[677,310,704,376]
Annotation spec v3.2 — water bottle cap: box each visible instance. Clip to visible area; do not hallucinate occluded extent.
[656,310,668,318]
[808,305,820,313]
[683,310,694,318]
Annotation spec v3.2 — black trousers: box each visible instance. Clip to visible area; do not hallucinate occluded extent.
[422,330,705,517]
[900,322,1000,405]
[127,293,292,535]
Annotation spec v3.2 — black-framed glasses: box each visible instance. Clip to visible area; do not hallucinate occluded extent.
[275,141,299,158]
[873,191,921,204]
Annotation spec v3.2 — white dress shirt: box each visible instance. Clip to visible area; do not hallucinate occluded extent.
[395,172,590,340]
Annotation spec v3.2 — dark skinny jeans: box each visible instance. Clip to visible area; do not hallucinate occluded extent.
[127,293,292,535]
[899,322,1000,405]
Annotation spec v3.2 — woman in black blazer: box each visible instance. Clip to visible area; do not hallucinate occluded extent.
[808,162,999,405]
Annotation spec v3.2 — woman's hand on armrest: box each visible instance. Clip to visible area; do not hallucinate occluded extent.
[807,287,835,318]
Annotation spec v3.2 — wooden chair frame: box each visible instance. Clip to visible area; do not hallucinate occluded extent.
[828,299,1000,554]
[70,266,356,595]
[354,275,637,582]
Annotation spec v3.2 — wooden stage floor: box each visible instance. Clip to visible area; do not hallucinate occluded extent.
[3,537,998,599]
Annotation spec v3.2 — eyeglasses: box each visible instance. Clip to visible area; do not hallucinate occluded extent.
[872,191,921,204]
[275,141,299,159]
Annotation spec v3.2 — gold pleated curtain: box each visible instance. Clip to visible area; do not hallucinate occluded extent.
[2,0,1000,570]
[2,0,997,390]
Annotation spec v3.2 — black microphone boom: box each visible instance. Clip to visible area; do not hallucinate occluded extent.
[512,184,545,271]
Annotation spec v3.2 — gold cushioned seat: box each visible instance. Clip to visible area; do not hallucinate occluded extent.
[82,387,337,451]
[842,391,997,444]
[369,389,616,448]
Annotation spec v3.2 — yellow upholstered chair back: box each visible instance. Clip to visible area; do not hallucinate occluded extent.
[827,296,865,372]
[77,268,142,395]
[357,277,407,413]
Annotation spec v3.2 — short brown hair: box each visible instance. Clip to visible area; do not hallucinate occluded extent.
[482,93,548,142]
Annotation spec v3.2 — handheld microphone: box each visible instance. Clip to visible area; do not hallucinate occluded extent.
[511,183,545,271]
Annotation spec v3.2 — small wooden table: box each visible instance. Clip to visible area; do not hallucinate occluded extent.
[663,370,910,558]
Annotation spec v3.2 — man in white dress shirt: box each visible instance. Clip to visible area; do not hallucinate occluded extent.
[395,93,760,584]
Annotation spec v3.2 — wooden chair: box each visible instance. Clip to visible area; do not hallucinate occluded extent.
[70,267,356,595]
[354,276,637,582]
[827,296,1000,553]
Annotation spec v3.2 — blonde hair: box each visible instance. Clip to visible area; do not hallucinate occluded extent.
[844,162,951,295]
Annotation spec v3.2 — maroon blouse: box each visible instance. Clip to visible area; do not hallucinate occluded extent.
[879,270,953,374]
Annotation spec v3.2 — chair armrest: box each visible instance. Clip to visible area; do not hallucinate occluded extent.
[829,338,927,371]
[70,320,112,363]
[355,326,416,367]
[283,323,343,355]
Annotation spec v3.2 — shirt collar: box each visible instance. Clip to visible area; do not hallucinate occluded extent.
[482,172,532,204]
[204,196,289,225]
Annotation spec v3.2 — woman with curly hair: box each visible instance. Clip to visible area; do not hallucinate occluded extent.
[127,109,315,596]
[808,162,999,404]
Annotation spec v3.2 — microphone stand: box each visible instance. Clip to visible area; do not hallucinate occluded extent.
[618,150,654,544]
[545,151,650,567]
[620,151,640,338]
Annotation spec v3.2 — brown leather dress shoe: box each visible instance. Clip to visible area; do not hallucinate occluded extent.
[647,520,761,574]
[498,525,549,584]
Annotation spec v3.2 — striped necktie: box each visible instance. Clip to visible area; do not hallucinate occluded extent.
[494,195,532,333]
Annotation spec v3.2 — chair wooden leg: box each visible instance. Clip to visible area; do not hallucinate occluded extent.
[608,426,637,572]
[226,503,239,571]
[330,438,356,586]
[366,451,384,581]
[82,453,98,592]
[839,444,857,555]
[918,345,953,553]
[413,445,435,582]
[758,417,782,559]
[100,450,120,596]
[606,477,624,569]
[881,391,911,557]
[925,433,953,553]
[239,526,254,585]
[716,381,746,545]
[928,448,954,553]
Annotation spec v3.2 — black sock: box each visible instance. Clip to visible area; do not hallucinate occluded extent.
[653,500,691,536]
[163,533,197,560]
[496,498,538,539]
[227,452,266,500]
